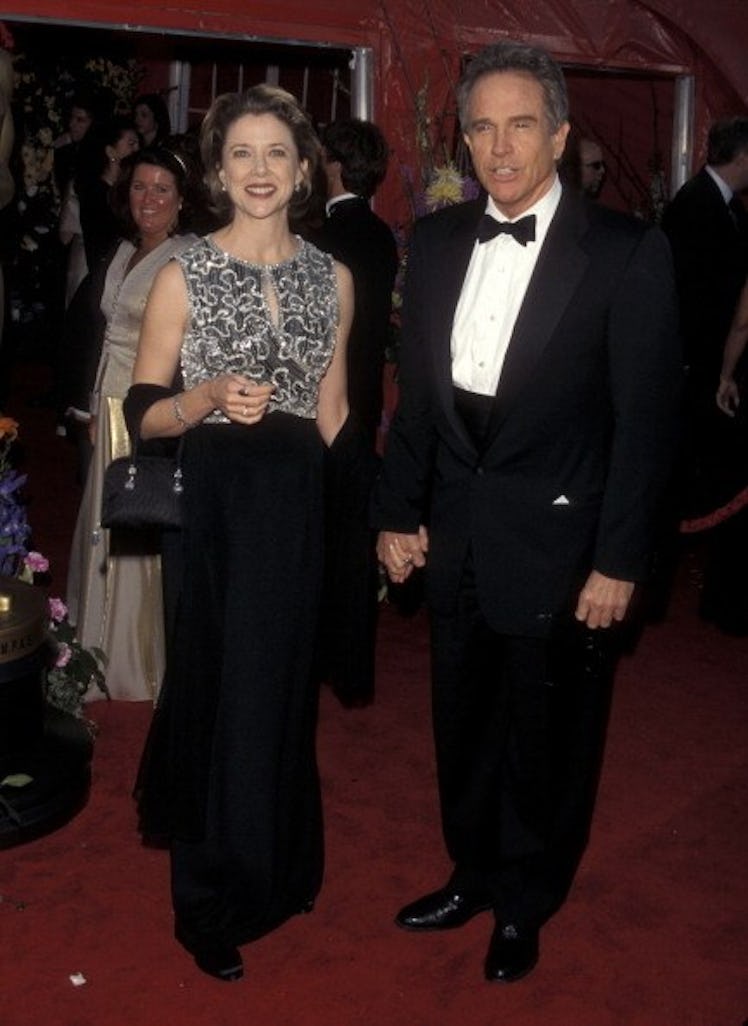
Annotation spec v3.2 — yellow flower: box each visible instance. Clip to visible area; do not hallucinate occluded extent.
[424,164,467,211]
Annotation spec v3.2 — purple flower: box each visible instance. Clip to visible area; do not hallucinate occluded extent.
[48,596,68,623]
[0,469,27,497]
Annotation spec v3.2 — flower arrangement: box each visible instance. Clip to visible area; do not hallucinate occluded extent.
[44,590,108,717]
[0,420,107,719]
[388,80,479,368]
[0,417,30,575]
[401,79,480,219]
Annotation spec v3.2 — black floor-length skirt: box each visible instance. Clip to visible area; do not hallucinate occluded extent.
[137,414,326,946]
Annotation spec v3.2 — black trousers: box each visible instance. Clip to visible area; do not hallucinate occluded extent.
[429,570,615,930]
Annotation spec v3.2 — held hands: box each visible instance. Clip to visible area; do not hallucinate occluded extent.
[377,527,429,584]
[716,376,740,417]
[209,374,275,425]
[574,570,634,629]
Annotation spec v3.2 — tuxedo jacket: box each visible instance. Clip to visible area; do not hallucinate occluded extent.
[373,189,682,637]
[662,168,748,380]
[315,196,398,443]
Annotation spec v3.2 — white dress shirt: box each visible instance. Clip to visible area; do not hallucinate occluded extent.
[704,164,733,206]
[325,192,359,215]
[451,177,562,395]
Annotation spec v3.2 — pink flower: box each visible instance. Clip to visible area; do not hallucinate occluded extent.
[55,643,72,668]
[48,596,68,623]
[25,551,49,573]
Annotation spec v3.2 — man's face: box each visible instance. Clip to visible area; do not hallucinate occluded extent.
[580,140,606,198]
[463,70,568,219]
[322,148,342,199]
[732,149,748,193]
[68,107,93,143]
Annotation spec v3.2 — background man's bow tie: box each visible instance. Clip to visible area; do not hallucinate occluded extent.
[477,213,536,246]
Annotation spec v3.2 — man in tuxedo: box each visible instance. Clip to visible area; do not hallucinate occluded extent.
[662,117,748,634]
[318,118,398,446]
[373,40,681,983]
[314,119,398,705]
[662,118,748,387]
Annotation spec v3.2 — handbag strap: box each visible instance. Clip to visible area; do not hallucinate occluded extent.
[125,435,186,494]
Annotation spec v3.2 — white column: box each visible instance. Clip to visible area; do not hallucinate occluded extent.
[670,75,695,197]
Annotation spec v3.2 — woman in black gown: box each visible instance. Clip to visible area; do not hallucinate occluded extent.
[126,85,353,981]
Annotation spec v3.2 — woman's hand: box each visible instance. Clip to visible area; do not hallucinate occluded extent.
[716,375,740,417]
[377,527,429,584]
[207,374,275,425]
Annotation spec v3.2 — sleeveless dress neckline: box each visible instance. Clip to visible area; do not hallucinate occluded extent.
[205,232,304,270]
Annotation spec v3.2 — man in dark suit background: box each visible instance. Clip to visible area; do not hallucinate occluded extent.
[373,40,681,983]
[318,118,398,447]
[314,119,398,705]
[662,118,748,634]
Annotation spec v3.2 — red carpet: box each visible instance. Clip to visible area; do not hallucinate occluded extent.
[1,360,746,1025]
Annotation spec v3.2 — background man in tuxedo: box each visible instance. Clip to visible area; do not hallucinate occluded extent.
[314,119,398,705]
[662,117,748,634]
[373,40,681,983]
[318,118,398,447]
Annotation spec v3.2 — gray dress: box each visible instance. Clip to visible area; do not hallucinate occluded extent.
[136,235,340,951]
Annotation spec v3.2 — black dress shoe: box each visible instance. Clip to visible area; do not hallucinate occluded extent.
[395,886,492,931]
[192,942,244,982]
[484,923,539,983]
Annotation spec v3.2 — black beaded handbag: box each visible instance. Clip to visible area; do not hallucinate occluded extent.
[101,438,184,529]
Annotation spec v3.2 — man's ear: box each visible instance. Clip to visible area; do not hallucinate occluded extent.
[553,121,571,162]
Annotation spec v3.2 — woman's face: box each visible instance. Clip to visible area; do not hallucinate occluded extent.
[217,112,307,223]
[134,104,156,140]
[129,163,181,240]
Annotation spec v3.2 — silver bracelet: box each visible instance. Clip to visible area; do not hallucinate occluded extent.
[173,394,196,429]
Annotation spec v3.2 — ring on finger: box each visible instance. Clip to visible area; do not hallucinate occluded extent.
[242,405,249,417]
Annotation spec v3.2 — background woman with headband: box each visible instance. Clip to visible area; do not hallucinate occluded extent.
[66,141,206,702]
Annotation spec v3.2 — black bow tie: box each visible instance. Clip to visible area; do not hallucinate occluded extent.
[477,213,536,246]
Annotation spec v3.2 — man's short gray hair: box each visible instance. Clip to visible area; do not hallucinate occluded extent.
[457,40,569,134]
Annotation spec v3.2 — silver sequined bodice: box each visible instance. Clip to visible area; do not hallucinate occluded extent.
[177,235,339,421]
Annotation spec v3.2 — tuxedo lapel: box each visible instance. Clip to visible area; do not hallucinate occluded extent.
[489,192,589,434]
[431,206,485,450]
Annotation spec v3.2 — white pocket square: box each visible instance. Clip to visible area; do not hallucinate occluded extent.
[552,494,570,506]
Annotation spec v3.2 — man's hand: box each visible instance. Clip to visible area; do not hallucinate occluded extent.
[574,570,634,629]
[377,526,429,584]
